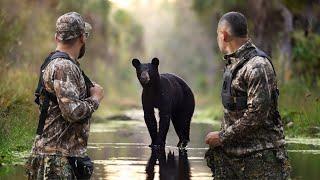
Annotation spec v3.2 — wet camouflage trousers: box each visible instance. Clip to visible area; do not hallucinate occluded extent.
[205,147,291,180]
[25,155,75,180]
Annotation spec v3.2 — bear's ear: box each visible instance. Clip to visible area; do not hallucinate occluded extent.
[151,58,159,66]
[132,58,141,68]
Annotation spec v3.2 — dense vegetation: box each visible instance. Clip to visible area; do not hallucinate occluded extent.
[0,0,144,164]
[0,0,319,165]
[191,0,320,137]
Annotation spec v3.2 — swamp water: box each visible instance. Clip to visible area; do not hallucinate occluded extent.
[1,110,319,180]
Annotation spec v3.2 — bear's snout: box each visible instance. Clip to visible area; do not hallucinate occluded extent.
[140,71,150,84]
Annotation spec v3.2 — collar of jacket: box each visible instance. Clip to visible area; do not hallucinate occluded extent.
[223,40,254,65]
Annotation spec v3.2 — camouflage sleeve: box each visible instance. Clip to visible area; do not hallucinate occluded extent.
[53,60,99,123]
[220,60,272,143]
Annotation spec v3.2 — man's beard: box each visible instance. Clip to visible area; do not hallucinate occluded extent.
[78,44,86,59]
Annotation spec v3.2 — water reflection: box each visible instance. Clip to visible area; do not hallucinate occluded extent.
[146,148,191,180]
[88,118,213,179]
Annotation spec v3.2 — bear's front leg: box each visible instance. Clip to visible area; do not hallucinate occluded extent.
[144,112,158,146]
[157,109,171,147]
[143,103,158,147]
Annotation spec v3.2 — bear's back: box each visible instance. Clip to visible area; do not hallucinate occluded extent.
[159,73,195,111]
[160,73,191,90]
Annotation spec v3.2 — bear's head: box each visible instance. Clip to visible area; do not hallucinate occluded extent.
[132,58,160,87]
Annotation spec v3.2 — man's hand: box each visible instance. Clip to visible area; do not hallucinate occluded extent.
[205,131,222,147]
[90,83,104,103]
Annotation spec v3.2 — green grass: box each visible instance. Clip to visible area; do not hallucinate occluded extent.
[0,66,37,164]
[279,79,320,137]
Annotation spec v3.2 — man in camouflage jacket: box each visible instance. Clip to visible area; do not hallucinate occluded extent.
[26,12,104,179]
[205,12,290,179]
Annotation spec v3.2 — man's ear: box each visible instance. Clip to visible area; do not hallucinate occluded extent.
[79,34,85,43]
[54,33,59,42]
[223,30,232,42]
[132,58,141,68]
[151,58,159,66]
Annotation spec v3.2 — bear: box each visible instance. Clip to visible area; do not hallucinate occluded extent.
[132,57,195,149]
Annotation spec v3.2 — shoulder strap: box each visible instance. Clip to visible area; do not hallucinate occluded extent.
[255,49,277,76]
[245,48,277,76]
[34,51,72,105]
[35,51,93,135]
[35,51,93,103]
[51,51,94,96]
[50,51,70,60]
[35,51,69,135]
[221,47,278,111]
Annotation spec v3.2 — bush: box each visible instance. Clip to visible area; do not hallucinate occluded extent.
[292,31,320,85]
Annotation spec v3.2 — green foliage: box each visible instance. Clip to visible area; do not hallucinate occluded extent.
[114,9,131,25]
[282,0,310,13]
[292,31,320,82]
[0,67,37,164]
[0,10,24,60]
[57,0,86,13]
[279,79,320,137]
[195,107,222,124]
[192,0,246,16]
[112,9,144,52]
[192,0,215,14]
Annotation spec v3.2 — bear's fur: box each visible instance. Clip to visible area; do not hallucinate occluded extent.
[132,58,195,148]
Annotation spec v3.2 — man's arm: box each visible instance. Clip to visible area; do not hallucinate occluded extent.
[53,60,99,123]
[219,63,271,144]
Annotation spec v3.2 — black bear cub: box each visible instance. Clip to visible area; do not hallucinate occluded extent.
[132,58,195,149]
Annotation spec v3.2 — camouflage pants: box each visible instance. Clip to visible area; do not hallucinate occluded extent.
[205,147,291,180]
[25,155,75,180]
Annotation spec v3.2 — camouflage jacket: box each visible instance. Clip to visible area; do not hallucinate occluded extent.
[219,41,285,156]
[31,56,99,157]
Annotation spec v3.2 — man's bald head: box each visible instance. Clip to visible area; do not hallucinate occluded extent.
[216,12,249,54]
[218,12,248,38]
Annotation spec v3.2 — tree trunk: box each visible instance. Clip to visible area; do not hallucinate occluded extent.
[248,0,274,56]
[279,3,293,81]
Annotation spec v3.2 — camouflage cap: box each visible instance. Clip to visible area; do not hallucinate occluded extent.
[56,12,92,41]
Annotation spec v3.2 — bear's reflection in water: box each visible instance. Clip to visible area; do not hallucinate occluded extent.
[145,148,191,180]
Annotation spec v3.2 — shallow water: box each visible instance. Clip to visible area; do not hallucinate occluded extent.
[1,111,320,180]
[88,119,214,180]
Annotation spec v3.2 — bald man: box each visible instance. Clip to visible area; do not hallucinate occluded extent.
[205,12,290,179]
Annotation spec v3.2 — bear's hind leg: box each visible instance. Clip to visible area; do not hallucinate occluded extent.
[172,114,184,146]
[173,112,192,148]
[181,115,191,147]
